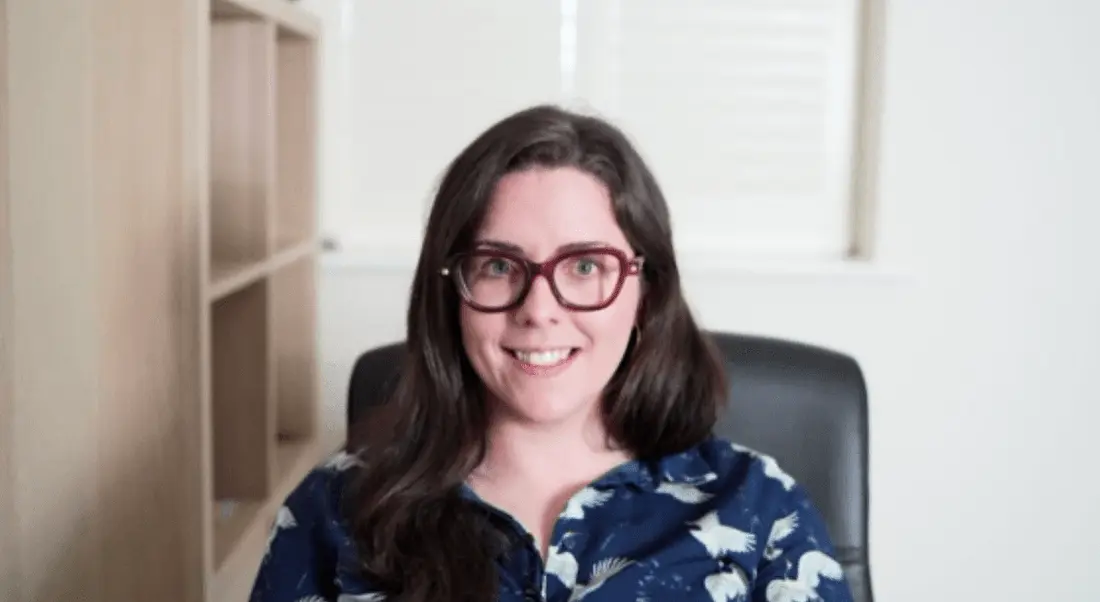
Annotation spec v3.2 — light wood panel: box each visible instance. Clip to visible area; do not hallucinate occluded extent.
[180,0,210,599]
[7,0,104,598]
[0,0,18,599]
[1,0,324,599]
[91,1,206,599]
[3,0,209,600]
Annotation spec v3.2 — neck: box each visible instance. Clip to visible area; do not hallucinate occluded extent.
[467,401,633,557]
[472,404,631,491]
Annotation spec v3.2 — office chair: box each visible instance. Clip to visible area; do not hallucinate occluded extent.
[347,331,874,602]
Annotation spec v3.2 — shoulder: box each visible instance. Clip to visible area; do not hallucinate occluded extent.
[263,449,363,552]
[279,449,360,523]
[681,437,801,505]
[652,436,821,540]
[249,450,368,601]
[683,437,854,601]
[684,437,829,540]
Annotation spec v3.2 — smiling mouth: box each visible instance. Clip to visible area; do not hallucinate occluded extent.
[504,348,580,366]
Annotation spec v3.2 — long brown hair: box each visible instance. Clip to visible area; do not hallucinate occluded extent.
[343,105,728,601]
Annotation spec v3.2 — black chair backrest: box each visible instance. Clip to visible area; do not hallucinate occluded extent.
[708,332,873,602]
[347,331,873,602]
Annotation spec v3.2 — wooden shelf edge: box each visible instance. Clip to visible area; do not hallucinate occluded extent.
[211,0,321,39]
[207,240,316,302]
[212,431,344,597]
[208,258,268,302]
[270,238,318,272]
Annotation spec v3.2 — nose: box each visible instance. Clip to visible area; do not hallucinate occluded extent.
[513,273,561,326]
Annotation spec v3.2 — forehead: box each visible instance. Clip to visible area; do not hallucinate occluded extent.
[477,167,630,255]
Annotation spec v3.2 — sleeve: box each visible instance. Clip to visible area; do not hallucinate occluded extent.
[248,470,341,602]
[752,484,855,602]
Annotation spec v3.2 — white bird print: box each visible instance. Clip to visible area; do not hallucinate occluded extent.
[337,593,386,602]
[295,597,328,602]
[685,471,719,485]
[689,511,757,557]
[758,456,797,491]
[764,550,844,602]
[265,505,297,557]
[704,566,750,602]
[560,487,614,520]
[731,444,797,491]
[663,471,718,486]
[764,511,800,561]
[545,542,579,590]
[567,557,633,601]
[323,450,363,472]
[656,481,714,504]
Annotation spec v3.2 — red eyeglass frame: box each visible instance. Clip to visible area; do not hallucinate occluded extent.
[440,246,645,313]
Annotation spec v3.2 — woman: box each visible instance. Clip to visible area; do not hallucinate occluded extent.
[251,105,854,602]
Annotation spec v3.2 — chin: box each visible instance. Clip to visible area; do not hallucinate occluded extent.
[506,391,596,426]
[491,377,601,427]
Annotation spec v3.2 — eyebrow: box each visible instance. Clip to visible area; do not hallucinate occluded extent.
[474,239,615,255]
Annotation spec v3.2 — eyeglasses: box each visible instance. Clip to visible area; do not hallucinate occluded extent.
[440,247,644,313]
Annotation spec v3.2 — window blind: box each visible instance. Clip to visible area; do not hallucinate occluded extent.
[316,0,864,263]
[570,0,862,260]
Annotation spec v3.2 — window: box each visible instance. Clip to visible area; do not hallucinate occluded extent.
[317,0,871,265]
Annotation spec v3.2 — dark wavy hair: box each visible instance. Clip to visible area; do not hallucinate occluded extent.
[343,104,728,601]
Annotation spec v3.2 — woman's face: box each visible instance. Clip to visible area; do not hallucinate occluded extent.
[458,166,642,428]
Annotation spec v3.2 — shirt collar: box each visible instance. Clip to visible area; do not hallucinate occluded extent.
[457,438,718,499]
[591,438,719,491]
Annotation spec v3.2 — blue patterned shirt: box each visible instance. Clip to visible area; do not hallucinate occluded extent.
[250,437,854,602]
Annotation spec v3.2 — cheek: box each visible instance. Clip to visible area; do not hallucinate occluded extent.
[459,308,503,365]
[581,289,641,352]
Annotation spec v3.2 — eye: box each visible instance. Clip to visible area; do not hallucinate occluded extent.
[483,258,512,276]
[573,257,599,276]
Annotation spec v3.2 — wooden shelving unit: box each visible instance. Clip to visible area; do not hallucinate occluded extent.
[204,1,328,599]
[2,1,330,600]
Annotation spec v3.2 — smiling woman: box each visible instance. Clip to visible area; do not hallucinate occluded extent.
[249,105,854,602]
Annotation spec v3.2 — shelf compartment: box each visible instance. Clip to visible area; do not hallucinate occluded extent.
[211,279,273,503]
[271,254,318,440]
[273,28,318,253]
[204,2,322,597]
[209,17,275,279]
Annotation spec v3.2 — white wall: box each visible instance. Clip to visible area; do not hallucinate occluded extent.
[305,1,1100,600]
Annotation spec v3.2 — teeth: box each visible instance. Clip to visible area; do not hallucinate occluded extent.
[512,349,572,365]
